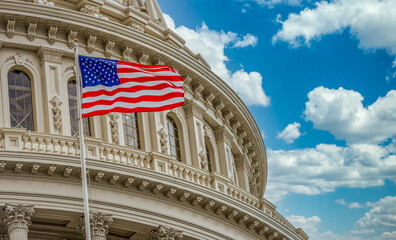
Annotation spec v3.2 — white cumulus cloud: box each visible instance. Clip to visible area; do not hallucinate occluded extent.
[265,142,396,202]
[355,196,396,229]
[277,122,302,143]
[273,0,396,80]
[247,0,303,7]
[287,215,321,235]
[304,87,396,144]
[233,33,258,48]
[163,14,270,107]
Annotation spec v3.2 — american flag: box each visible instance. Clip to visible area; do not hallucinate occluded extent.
[79,56,184,118]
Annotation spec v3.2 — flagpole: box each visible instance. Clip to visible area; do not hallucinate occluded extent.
[74,41,92,240]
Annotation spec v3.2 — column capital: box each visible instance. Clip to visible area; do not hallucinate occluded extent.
[36,45,65,64]
[183,99,205,119]
[150,225,183,240]
[2,204,35,233]
[80,212,113,240]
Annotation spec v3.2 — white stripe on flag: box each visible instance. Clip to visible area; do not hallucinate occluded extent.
[83,80,183,93]
[83,88,184,103]
[82,97,185,114]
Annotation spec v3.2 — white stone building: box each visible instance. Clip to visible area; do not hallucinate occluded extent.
[0,0,309,239]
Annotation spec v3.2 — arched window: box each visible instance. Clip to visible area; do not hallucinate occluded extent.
[8,70,34,131]
[123,112,140,149]
[67,79,91,137]
[205,143,212,172]
[167,116,181,161]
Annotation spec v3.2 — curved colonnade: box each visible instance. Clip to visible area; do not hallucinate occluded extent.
[0,1,308,239]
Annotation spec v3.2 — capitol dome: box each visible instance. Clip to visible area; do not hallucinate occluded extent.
[0,0,308,239]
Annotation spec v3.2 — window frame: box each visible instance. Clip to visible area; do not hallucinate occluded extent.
[122,112,141,149]
[167,116,182,162]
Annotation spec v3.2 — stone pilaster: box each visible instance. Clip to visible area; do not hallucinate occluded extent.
[2,204,35,240]
[149,225,183,240]
[80,212,113,240]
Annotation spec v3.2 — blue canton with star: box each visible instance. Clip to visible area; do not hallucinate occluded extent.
[79,56,120,88]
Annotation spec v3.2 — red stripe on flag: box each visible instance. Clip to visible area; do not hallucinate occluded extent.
[82,102,184,118]
[82,92,184,109]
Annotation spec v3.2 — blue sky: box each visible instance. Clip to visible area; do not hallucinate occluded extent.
[157,0,396,239]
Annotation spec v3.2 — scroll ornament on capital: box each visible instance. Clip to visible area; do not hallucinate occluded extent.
[149,225,183,240]
[2,204,35,232]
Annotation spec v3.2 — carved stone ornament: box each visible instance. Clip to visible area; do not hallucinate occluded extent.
[31,0,54,6]
[126,0,147,12]
[104,39,115,59]
[139,51,149,64]
[2,204,35,233]
[86,34,97,54]
[6,19,16,39]
[80,4,108,20]
[0,234,9,240]
[129,22,145,32]
[27,22,37,42]
[47,24,58,45]
[49,95,62,131]
[108,112,119,144]
[121,45,133,62]
[157,128,168,153]
[199,150,208,170]
[150,225,183,240]
[0,133,4,149]
[80,212,113,240]
[67,29,78,49]
[36,46,65,64]
[203,124,211,138]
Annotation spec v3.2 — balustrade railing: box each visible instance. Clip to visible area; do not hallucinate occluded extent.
[0,128,296,234]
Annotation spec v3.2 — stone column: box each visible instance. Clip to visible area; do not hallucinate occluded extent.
[80,212,113,240]
[2,204,35,240]
[149,225,183,240]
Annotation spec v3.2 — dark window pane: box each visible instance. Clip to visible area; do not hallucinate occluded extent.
[8,70,34,131]
[167,116,182,161]
[122,112,140,149]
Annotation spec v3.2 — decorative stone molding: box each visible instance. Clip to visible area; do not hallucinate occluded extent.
[126,0,148,12]
[0,234,9,240]
[150,225,183,240]
[203,124,212,138]
[27,21,38,42]
[121,43,133,62]
[138,51,149,64]
[30,0,54,6]
[199,150,208,170]
[213,98,225,119]
[80,212,113,240]
[182,74,192,92]
[183,100,205,119]
[153,56,166,66]
[80,4,108,20]
[129,21,145,32]
[7,53,33,66]
[104,39,115,59]
[192,82,204,101]
[67,29,78,49]
[2,204,35,240]
[108,113,119,144]
[31,164,40,174]
[214,126,234,143]
[47,24,58,45]
[0,134,4,149]
[86,34,97,54]
[203,89,215,108]
[36,46,65,64]
[6,19,16,39]
[157,128,168,153]
[49,96,62,131]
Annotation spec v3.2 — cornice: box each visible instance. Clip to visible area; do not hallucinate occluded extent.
[0,153,304,240]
